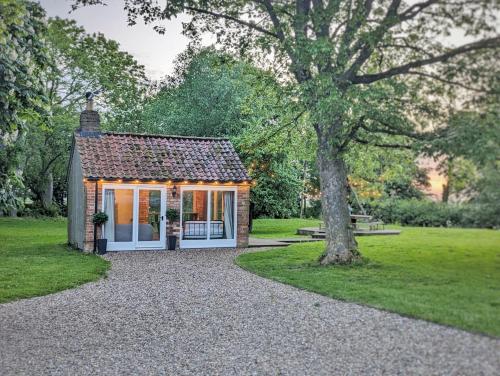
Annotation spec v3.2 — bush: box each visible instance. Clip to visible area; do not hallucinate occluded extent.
[92,211,108,226]
[304,199,322,219]
[363,199,499,228]
[166,208,180,222]
[19,202,61,217]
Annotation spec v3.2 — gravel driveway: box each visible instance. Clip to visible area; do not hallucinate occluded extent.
[1,249,499,375]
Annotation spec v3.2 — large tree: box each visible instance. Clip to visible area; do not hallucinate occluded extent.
[75,0,499,264]
[0,0,49,214]
[22,17,148,213]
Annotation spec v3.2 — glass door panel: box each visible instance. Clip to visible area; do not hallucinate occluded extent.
[182,190,208,240]
[211,191,234,239]
[104,188,134,244]
[137,188,164,247]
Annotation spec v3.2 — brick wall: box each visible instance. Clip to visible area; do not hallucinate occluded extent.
[237,186,250,248]
[138,190,149,224]
[166,185,181,248]
[83,181,101,252]
[82,183,249,251]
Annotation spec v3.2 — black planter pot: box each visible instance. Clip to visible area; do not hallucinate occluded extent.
[167,235,177,250]
[97,239,107,254]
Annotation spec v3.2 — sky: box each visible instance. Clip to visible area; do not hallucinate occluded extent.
[39,0,194,80]
[38,0,445,199]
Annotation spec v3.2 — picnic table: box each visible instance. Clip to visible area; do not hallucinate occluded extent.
[319,214,385,231]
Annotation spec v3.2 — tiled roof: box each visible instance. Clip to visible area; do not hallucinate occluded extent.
[74,132,251,182]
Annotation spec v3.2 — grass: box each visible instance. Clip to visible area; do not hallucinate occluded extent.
[251,218,321,238]
[238,224,500,337]
[0,217,109,303]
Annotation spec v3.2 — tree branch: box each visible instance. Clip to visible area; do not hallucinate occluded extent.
[184,5,279,38]
[407,70,489,93]
[343,0,402,79]
[379,43,435,58]
[353,136,413,149]
[246,109,307,149]
[361,123,429,140]
[339,116,365,152]
[337,0,375,67]
[352,37,500,84]
[399,0,440,21]
[259,0,312,82]
[258,0,287,41]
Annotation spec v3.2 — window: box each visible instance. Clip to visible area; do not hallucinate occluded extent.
[211,191,234,240]
[182,190,208,240]
[181,187,236,246]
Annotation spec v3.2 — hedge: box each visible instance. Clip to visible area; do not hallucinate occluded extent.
[362,199,499,229]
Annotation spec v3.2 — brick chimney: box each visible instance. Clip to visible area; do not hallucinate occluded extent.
[77,92,100,135]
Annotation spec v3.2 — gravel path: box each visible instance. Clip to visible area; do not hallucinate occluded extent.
[1,249,499,375]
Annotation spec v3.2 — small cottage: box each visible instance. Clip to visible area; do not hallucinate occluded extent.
[67,100,251,252]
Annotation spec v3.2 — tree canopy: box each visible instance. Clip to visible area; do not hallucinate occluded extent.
[142,49,306,217]
[0,0,49,212]
[0,5,148,215]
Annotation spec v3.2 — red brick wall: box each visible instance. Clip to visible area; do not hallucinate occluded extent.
[166,185,181,248]
[83,181,102,252]
[82,183,249,251]
[138,190,149,224]
[237,186,250,248]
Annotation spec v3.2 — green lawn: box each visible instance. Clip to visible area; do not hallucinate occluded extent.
[251,218,321,238]
[238,224,500,337]
[0,218,109,303]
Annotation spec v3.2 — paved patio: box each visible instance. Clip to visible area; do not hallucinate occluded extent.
[1,249,499,375]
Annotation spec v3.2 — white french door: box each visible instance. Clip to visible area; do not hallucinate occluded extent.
[102,184,166,251]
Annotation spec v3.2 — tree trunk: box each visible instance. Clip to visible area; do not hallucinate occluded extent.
[300,160,307,218]
[442,183,449,203]
[41,171,53,209]
[316,127,359,265]
[442,159,452,203]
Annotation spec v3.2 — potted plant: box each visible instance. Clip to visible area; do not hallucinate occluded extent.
[166,208,179,250]
[92,211,109,254]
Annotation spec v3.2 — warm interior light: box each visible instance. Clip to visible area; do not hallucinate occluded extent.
[117,179,122,183]
[198,181,203,184]
[99,178,104,182]
[167,180,172,185]
[183,180,188,184]
[82,178,87,182]
[151,180,157,184]
[134,179,140,183]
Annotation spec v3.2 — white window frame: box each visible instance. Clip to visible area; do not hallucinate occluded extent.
[180,185,238,249]
[101,183,166,251]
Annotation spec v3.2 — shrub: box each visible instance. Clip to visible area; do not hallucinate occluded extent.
[166,208,180,222]
[19,202,61,217]
[92,211,108,226]
[304,199,322,219]
[362,199,499,228]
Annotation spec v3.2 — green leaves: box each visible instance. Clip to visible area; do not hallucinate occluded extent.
[0,0,50,212]
[142,48,306,217]
[0,1,49,143]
